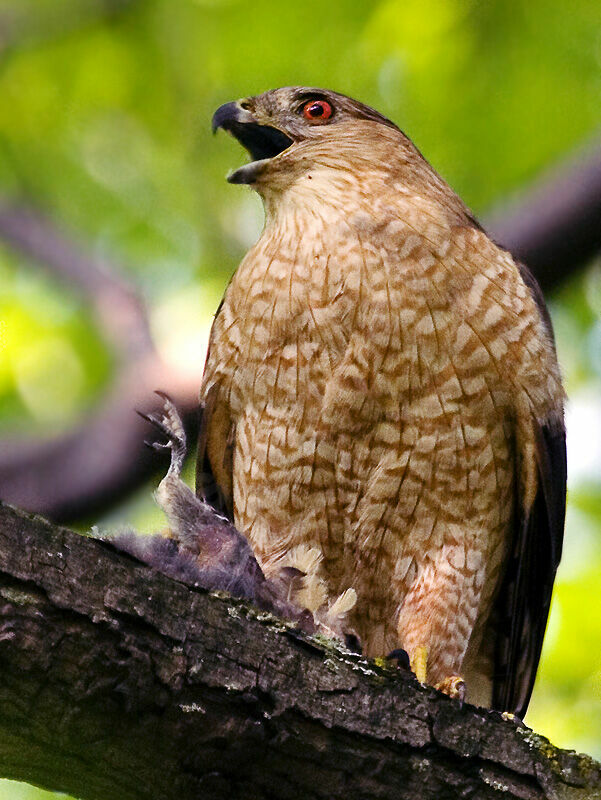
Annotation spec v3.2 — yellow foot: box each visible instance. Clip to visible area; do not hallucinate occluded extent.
[434,675,466,703]
[410,646,428,684]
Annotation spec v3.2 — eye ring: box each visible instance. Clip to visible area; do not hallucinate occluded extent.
[302,99,333,123]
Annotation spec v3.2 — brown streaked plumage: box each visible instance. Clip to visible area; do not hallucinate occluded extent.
[198,87,566,716]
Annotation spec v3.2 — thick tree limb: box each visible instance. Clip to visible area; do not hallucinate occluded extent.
[0,501,599,800]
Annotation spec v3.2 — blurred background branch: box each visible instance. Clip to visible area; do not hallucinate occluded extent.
[489,142,601,292]
[0,203,199,521]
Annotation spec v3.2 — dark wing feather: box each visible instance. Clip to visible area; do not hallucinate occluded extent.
[492,415,566,718]
[195,300,235,522]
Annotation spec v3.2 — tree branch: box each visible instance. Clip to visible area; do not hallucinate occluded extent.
[487,140,601,293]
[0,203,152,355]
[0,501,599,800]
[0,359,198,521]
[0,203,200,521]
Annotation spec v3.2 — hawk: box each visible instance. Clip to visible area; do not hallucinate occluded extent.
[197,87,566,716]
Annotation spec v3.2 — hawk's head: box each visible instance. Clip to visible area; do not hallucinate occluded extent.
[212,87,404,190]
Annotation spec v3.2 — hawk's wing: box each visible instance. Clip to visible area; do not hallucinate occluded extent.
[492,264,567,718]
[195,300,236,521]
[195,381,236,520]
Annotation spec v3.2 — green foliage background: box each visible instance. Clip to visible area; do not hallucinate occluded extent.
[1,0,601,795]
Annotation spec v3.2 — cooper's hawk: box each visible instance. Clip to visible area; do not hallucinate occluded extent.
[197,87,566,716]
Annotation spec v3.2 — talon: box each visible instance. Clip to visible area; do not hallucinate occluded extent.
[434,675,466,705]
[410,646,428,684]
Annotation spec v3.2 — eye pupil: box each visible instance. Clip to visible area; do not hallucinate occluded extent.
[303,99,333,122]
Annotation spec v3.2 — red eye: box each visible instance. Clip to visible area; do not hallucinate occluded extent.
[302,100,333,122]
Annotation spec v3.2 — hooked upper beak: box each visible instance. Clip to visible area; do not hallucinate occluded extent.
[212,100,294,184]
[211,101,253,133]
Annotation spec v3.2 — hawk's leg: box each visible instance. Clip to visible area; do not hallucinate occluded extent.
[408,645,466,702]
[411,645,428,683]
[396,544,482,703]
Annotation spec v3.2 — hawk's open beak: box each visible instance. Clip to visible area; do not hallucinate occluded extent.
[212,101,294,184]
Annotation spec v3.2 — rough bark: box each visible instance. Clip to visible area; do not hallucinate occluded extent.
[0,502,599,800]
